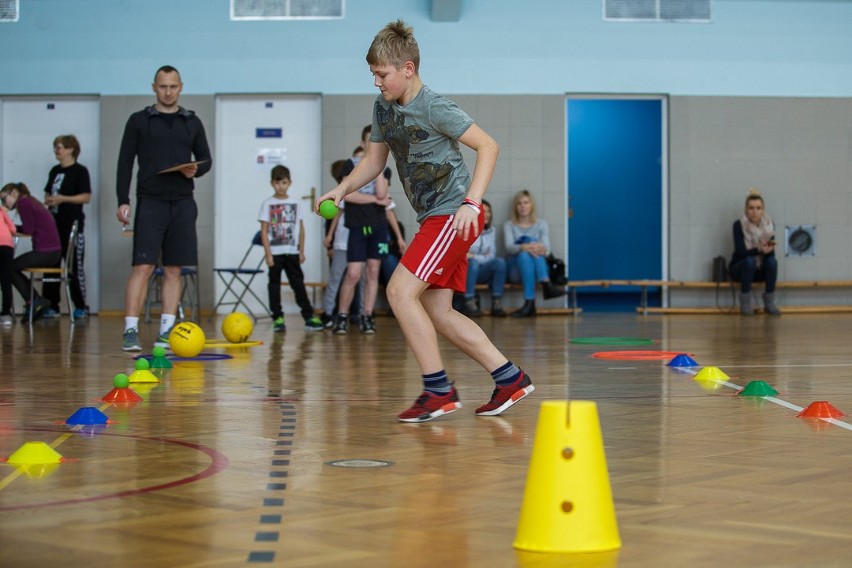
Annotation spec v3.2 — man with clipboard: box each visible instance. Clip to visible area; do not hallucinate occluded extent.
[115,65,212,351]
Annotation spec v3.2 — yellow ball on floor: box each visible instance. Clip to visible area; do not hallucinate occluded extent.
[169,322,206,358]
[222,312,253,343]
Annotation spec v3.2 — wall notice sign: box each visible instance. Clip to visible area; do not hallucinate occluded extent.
[256,128,282,138]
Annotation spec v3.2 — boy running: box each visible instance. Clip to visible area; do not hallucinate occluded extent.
[316,20,533,422]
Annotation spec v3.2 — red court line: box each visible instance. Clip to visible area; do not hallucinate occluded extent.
[0,428,229,511]
[593,350,691,360]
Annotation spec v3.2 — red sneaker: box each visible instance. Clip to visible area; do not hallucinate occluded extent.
[397,387,462,423]
[475,371,535,416]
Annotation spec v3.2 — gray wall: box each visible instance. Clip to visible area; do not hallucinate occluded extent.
[669,96,852,306]
[93,93,852,311]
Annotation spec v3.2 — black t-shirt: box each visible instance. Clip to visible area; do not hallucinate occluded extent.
[340,158,387,229]
[44,162,91,228]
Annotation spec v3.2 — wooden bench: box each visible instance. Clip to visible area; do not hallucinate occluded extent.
[288,279,852,316]
[562,279,852,315]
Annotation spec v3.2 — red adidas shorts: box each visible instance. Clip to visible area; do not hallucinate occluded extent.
[400,212,485,293]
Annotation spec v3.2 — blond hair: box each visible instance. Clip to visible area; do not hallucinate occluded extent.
[745,186,764,210]
[366,19,420,71]
[511,189,538,224]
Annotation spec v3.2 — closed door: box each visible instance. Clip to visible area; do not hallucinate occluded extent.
[567,97,667,311]
[214,95,322,316]
[0,97,101,313]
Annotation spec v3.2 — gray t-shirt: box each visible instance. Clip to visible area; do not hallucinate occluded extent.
[370,86,474,222]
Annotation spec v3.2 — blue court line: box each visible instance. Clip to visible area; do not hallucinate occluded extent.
[249,403,296,564]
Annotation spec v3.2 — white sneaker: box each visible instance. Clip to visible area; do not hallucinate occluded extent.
[0,314,13,326]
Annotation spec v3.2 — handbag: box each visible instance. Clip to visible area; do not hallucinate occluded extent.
[547,254,568,286]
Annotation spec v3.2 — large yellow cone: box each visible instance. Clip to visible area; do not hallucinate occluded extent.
[513,400,621,553]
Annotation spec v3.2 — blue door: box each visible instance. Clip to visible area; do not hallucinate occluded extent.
[567,97,665,311]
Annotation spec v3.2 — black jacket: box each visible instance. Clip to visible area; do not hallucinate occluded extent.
[116,105,212,205]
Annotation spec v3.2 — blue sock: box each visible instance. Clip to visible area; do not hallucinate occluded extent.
[423,370,452,395]
[491,361,521,386]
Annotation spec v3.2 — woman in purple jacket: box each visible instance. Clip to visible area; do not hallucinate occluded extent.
[0,182,61,321]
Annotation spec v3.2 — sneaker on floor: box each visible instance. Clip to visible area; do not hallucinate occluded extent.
[154,324,175,348]
[72,308,89,320]
[475,371,535,416]
[333,313,348,335]
[397,386,462,423]
[359,314,376,334]
[123,328,142,352]
[23,298,52,323]
[0,314,13,326]
[320,313,335,329]
[42,307,61,319]
[304,316,324,331]
[273,316,286,332]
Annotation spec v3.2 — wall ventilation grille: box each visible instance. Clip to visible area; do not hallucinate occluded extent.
[604,0,711,22]
[0,0,19,23]
[231,0,344,21]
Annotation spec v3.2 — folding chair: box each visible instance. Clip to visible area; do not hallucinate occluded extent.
[211,231,270,321]
[23,220,77,326]
[144,266,200,323]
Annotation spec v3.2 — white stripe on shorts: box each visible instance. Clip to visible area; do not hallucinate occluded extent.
[414,215,456,280]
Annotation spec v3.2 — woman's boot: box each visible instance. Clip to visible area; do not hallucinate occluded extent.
[491,297,507,317]
[542,281,566,300]
[740,293,754,316]
[763,292,781,316]
[462,297,481,317]
[512,300,536,318]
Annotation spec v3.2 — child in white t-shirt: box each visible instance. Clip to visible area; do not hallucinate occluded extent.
[258,165,324,332]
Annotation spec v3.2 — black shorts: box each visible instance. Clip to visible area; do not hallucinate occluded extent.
[132,197,198,266]
[346,224,389,262]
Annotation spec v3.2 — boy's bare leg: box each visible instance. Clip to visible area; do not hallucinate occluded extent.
[338,261,363,314]
[363,258,382,315]
[385,266,444,375]
[419,287,508,373]
[386,265,507,375]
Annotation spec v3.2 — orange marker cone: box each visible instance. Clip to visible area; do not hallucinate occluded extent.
[798,401,845,419]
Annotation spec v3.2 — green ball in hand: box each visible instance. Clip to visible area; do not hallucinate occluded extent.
[319,200,339,220]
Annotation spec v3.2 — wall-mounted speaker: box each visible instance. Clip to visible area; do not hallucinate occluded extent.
[785,225,816,258]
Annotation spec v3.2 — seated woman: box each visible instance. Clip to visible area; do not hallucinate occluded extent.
[729,188,779,316]
[0,182,61,321]
[461,199,507,317]
[503,189,565,318]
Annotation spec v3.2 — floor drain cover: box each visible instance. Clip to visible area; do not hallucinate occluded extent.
[326,459,394,468]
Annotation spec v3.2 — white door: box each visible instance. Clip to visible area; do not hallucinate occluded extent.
[214,95,322,316]
[0,97,101,313]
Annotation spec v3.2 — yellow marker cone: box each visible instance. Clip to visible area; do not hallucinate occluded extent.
[513,400,621,553]
[128,368,159,383]
[7,441,64,465]
[692,366,731,384]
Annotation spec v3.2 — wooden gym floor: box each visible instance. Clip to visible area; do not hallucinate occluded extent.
[2,312,852,567]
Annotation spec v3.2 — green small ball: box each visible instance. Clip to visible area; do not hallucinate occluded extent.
[114,373,130,389]
[135,358,150,371]
[152,346,166,358]
[319,200,339,220]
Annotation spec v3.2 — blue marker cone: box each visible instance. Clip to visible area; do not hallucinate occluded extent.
[667,354,698,367]
[66,406,110,425]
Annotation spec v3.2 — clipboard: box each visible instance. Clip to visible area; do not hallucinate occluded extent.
[157,160,209,174]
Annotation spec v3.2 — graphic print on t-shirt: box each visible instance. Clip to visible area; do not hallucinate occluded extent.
[269,202,297,248]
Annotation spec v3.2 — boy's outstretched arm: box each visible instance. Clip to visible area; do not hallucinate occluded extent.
[315,142,390,212]
[454,123,499,241]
